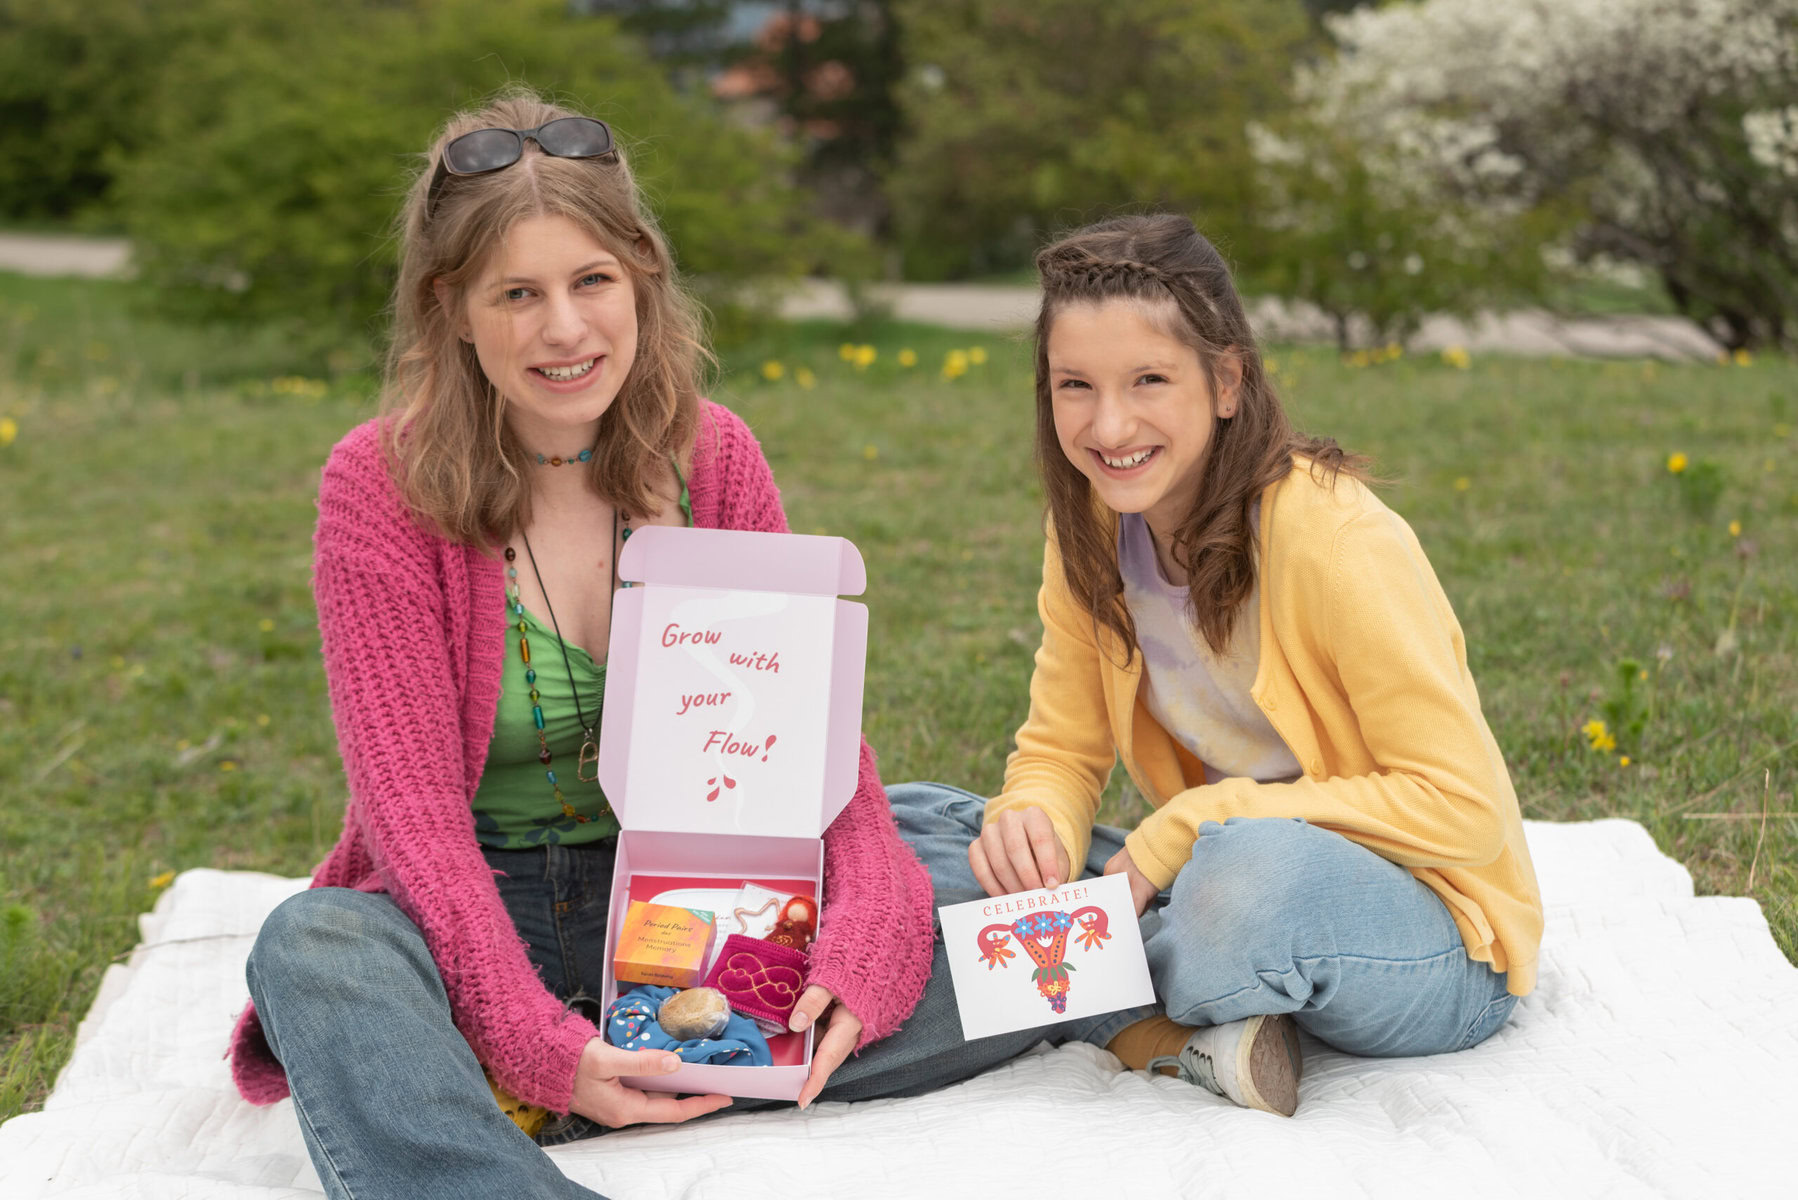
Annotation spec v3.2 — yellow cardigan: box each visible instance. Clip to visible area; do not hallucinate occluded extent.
[988,464,1543,995]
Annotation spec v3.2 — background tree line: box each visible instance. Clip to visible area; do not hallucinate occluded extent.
[2,0,1792,350]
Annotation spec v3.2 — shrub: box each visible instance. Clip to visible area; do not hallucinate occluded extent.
[888,0,1311,280]
[109,0,839,338]
[0,0,173,221]
[1249,115,1563,348]
[1296,0,1798,349]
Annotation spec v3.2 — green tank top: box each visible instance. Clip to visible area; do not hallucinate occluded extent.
[472,471,692,848]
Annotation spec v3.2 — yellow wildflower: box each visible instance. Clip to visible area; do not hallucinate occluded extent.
[853,344,876,369]
[1453,476,1472,492]
[1383,342,1402,360]
[795,367,816,390]
[862,444,879,461]
[1582,719,1617,753]
[1440,346,1471,370]
[1265,357,1279,376]
[760,360,785,382]
[1666,452,1688,474]
[967,346,988,365]
[838,343,856,362]
[256,713,271,727]
[258,618,276,632]
[0,417,16,447]
[1728,519,1742,537]
[942,349,970,380]
[219,760,239,772]
[897,348,918,368]
[149,871,176,889]
[1619,756,1631,768]
[1733,348,1752,367]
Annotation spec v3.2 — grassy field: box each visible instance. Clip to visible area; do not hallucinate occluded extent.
[1,272,1793,1122]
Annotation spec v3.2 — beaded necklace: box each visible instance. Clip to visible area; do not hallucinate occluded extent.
[502,504,629,825]
[536,449,592,467]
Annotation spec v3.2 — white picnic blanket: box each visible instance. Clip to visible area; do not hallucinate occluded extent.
[3,819,1794,1199]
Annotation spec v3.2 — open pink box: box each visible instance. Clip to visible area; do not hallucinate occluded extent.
[596,525,868,1100]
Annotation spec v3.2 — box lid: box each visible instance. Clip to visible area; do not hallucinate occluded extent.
[598,527,868,838]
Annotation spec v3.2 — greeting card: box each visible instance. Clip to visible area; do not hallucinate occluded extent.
[937,873,1155,1041]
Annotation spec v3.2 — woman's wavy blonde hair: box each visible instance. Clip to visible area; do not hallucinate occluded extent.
[381,88,708,545]
[1034,213,1366,661]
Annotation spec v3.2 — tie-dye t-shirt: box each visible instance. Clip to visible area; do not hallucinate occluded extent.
[1117,512,1302,786]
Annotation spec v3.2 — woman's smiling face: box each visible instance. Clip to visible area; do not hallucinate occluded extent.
[1047,298,1238,541]
[453,212,639,451]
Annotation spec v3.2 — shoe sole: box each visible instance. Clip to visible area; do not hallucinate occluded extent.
[1234,1013,1302,1117]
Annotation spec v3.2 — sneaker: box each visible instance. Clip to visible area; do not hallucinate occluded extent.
[1145,1013,1303,1116]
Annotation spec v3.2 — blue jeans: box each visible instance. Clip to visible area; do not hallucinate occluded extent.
[246,839,1061,1198]
[888,781,1518,1057]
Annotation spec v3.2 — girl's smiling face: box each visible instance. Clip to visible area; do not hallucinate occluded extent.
[1047,298,1239,542]
[448,212,639,450]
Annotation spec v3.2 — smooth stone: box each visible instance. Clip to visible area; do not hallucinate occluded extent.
[658,987,731,1041]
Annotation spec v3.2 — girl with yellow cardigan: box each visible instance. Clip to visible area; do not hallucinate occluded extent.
[890,214,1542,1118]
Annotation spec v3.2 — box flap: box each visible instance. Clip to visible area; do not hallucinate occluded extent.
[600,528,868,838]
[618,526,865,597]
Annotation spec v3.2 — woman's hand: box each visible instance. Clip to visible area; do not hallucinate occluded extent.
[1103,846,1160,917]
[794,985,863,1108]
[970,806,1072,895]
[567,1037,733,1128]
[790,983,862,1109]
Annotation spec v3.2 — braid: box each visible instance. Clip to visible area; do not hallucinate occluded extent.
[1038,248,1186,294]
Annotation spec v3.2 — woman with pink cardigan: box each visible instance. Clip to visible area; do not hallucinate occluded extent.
[228,93,993,1200]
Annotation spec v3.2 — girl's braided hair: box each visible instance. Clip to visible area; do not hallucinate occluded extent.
[1032,214,1364,660]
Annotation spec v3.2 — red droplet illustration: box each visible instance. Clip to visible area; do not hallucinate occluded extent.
[722,773,736,789]
[706,786,721,802]
[762,735,778,762]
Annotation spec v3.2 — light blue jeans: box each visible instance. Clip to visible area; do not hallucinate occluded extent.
[246,839,1074,1199]
[888,781,1518,1058]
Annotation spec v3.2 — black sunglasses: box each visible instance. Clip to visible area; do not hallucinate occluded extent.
[424,117,617,218]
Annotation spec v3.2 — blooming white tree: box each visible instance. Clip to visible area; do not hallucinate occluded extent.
[1293,0,1798,348]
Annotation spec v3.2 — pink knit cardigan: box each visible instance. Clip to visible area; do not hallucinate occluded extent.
[228,402,936,1114]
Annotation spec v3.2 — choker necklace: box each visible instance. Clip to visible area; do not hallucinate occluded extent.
[503,506,631,823]
[535,449,593,466]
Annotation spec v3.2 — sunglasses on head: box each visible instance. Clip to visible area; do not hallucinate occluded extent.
[424,117,617,218]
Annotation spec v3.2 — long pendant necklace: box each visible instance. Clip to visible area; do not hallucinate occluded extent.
[503,505,629,822]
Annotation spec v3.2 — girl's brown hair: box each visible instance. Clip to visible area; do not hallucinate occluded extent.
[381,88,709,545]
[1034,213,1364,660]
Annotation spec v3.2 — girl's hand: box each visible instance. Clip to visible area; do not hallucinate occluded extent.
[791,984,863,1109]
[1103,846,1160,917]
[970,806,1073,895]
[567,1037,733,1128]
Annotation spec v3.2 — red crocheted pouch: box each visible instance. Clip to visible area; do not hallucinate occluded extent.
[703,933,808,1035]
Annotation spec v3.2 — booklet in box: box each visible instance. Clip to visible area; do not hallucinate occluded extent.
[597,526,867,1101]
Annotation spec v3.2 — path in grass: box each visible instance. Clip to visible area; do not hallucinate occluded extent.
[0,234,1723,361]
[0,272,1791,1122]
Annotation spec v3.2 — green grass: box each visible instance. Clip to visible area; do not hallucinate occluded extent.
[2,274,1794,1122]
